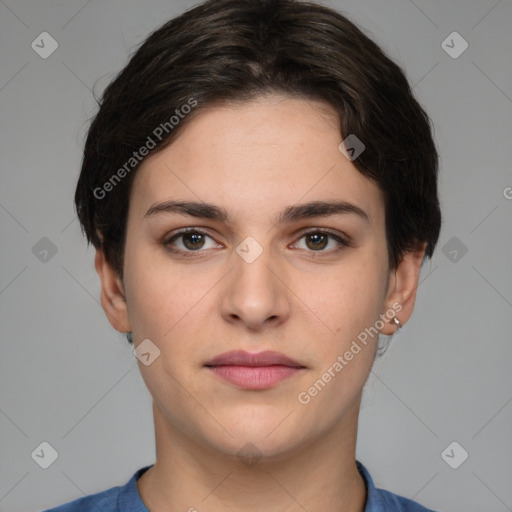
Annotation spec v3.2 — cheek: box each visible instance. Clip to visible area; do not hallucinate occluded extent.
[295,252,387,336]
[294,261,384,416]
[131,274,198,347]
[125,240,195,326]
[125,248,219,368]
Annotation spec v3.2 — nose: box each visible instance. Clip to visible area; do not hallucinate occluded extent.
[220,242,290,331]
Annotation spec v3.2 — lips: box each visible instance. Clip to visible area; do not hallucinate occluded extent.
[204,350,306,390]
[204,350,304,368]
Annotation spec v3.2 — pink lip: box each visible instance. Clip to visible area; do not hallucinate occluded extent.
[204,350,305,390]
[204,350,303,367]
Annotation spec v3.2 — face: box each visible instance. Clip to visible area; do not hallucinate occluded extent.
[98,95,420,460]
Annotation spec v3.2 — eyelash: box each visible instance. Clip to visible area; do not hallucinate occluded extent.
[162,227,351,258]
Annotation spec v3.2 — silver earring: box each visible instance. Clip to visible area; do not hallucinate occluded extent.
[393,317,401,330]
[126,331,133,344]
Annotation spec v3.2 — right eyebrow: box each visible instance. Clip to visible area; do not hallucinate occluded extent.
[144,200,229,222]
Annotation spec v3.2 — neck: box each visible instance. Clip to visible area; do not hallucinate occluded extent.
[138,398,367,512]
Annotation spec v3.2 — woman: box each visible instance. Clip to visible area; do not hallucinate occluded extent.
[45,0,441,510]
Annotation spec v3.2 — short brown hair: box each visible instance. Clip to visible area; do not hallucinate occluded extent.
[75,0,442,279]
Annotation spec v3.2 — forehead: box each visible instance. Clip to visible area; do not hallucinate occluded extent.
[129,95,384,227]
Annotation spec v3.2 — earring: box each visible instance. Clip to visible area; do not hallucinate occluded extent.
[126,331,133,343]
[393,317,401,330]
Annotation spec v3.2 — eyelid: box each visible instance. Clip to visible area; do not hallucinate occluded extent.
[164,226,215,241]
[293,226,352,244]
[163,227,220,248]
[289,228,352,254]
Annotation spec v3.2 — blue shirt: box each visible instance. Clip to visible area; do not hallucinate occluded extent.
[42,460,438,511]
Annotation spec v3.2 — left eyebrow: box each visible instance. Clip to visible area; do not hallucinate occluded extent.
[143,199,370,225]
[277,200,370,225]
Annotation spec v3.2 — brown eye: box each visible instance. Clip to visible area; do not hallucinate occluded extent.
[164,229,220,255]
[293,230,351,254]
[181,232,206,250]
[305,233,329,251]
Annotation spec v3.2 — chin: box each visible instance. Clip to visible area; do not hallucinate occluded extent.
[209,433,303,467]
[199,408,316,462]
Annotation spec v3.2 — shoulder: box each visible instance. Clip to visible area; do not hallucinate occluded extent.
[41,466,152,512]
[373,487,438,511]
[356,460,439,512]
[41,487,120,512]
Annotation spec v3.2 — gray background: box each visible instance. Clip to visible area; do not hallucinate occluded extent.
[1,0,511,511]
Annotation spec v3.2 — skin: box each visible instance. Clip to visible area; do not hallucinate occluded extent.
[95,94,426,512]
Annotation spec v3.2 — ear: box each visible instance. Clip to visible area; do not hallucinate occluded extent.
[94,249,132,333]
[380,242,427,335]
